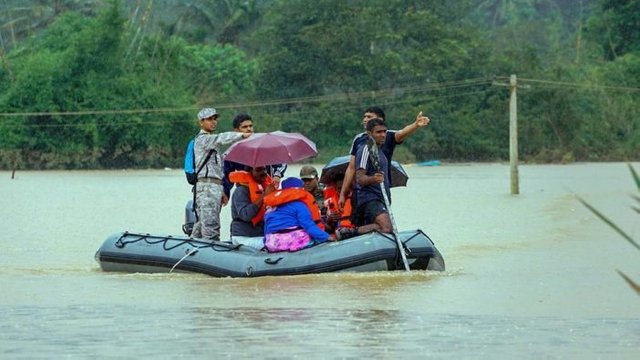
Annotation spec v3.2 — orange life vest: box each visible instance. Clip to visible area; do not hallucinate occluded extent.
[323,185,353,229]
[264,188,325,230]
[229,170,272,226]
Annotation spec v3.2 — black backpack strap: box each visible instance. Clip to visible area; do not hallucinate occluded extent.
[192,185,198,221]
[194,149,216,179]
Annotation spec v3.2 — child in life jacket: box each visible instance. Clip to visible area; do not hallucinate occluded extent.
[323,173,354,235]
[263,177,336,252]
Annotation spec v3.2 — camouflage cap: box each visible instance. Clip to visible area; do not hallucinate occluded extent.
[299,165,318,179]
[198,108,218,120]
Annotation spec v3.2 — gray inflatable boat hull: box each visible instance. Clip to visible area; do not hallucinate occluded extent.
[95,229,445,277]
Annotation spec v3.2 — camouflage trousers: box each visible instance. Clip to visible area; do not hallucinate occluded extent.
[191,182,224,241]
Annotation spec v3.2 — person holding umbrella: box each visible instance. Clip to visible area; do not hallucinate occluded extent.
[336,118,392,240]
[222,113,287,204]
[191,108,251,241]
[338,106,430,223]
[222,130,320,240]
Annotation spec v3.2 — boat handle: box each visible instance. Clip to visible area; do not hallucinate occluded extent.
[264,257,283,265]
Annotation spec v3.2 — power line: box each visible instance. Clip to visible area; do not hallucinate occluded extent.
[0,89,493,129]
[494,76,640,92]
[2,75,636,122]
[0,77,494,118]
[0,106,198,118]
[0,118,194,128]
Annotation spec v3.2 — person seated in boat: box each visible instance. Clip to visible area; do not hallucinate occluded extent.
[323,173,354,235]
[299,165,327,219]
[336,118,393,240]
[229,166,275,239]
[263,177,335,252]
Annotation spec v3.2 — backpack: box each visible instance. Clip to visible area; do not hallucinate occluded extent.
[184,139,215,185]
[184,140,197,185]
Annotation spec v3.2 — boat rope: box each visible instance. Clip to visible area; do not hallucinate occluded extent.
[115,232,241,253]
[375,230,411,252]
[170,247,201,273]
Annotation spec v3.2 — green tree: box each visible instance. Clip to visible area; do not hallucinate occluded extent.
[0,1,258,169]
[247,0,496,161]
[160,0,269,45]
[586,0,640,60]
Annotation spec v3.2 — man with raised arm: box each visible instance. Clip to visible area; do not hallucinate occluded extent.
[191,108,251,241]
[338,107,430,224]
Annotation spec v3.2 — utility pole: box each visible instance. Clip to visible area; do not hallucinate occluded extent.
[493,74,528,195]
[509,74,519,195]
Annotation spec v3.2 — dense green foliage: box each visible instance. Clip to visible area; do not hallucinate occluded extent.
[0,0,638,169]
[0,1,257,169]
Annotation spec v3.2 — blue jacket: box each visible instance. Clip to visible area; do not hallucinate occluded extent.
[264,201,329,242]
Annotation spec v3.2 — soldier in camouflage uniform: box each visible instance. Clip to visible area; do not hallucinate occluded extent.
[300,165,326,217]
[191,108,251,241]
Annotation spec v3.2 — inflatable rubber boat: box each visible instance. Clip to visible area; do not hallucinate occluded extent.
[95,229,445,277]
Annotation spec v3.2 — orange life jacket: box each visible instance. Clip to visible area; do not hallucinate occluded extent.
[264,188,325,230]
[229,170,272,226]
[323,185,353,229]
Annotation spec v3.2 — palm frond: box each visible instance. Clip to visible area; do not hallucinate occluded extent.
[577,196,640,251]
[617,270,640,295]
[579,164,640,296]
[629,163,640,191]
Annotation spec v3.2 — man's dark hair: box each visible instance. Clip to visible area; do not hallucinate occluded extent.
[232,113,252,129]
[364,106,385,120]
[366,117,386,132]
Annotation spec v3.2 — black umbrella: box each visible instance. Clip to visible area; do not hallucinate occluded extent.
[319,155,409,187]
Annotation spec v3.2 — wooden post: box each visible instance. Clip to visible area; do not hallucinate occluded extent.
[509,74,519,195]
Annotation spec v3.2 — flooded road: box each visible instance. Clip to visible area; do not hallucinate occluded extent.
[1,162,638,358]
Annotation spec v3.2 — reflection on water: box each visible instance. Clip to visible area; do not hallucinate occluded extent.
[1,305,638,358]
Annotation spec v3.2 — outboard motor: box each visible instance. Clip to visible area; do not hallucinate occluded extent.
[182,200,196,236]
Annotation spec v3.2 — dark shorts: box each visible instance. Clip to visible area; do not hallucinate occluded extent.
[354,199,388,226]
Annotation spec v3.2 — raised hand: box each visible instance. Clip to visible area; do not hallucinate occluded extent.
[415,111,430,127]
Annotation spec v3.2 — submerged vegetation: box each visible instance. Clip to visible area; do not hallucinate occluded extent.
[0,0,638,169]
